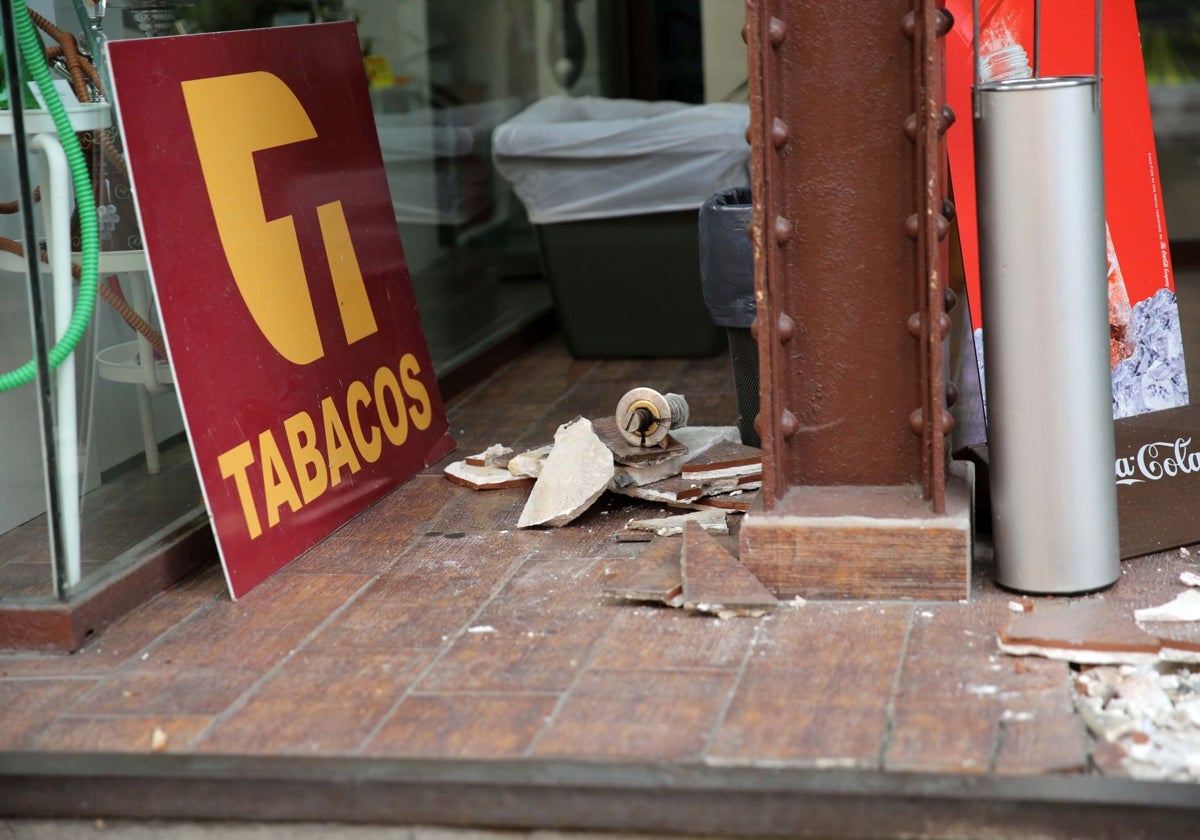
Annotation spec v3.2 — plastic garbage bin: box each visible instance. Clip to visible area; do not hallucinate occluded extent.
[699,188,758,446]
[493,96,750,358]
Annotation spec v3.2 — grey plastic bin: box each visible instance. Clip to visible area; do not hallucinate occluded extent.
[699,188,758,446]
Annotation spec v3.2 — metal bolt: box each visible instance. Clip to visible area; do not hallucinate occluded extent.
[615,388,690,447]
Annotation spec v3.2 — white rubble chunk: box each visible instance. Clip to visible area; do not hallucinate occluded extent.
[517,417,614,528]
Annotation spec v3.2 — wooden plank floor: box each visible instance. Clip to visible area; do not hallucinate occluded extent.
[1,329,1196,779]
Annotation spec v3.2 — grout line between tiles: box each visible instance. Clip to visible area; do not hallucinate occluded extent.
[699,614,769,762]
[351,550,539,756]
[876,604,918,771]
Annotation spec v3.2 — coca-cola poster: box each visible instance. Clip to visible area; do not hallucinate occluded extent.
[945,0,1189,444]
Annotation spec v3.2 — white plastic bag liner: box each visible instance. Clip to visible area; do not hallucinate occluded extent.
[376,99,520,225]
[492,96,750,224]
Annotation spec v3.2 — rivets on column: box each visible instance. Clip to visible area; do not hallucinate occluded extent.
[940,104,956,133]
[946,382,960,407]
[903,113,918,141]
[905,214,920,239]
[941,409,955,436]
[771,117,789,149]
[741,23,749,44]
[942,197,957,223]
[901,11,916,39]
[907,312,923,338]
[780,409,799,440]
[905,214,949,240]
[773,215,792,245]
[749,316,759,341]
[909,407,924,435]
[777,312,795,343]
[943,286,958,313]
[937,311,953,339]
[934,8,955,37]
[768,17,787,47]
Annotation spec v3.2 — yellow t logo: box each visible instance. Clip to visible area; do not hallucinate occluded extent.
[182,71,378,365]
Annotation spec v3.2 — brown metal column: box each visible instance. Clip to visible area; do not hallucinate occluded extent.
[739,0,973,600]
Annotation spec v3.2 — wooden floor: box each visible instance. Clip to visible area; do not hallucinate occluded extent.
[0,328,1195,782]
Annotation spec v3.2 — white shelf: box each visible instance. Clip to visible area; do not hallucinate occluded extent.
[0,102,112,136]
[96,340,172,387]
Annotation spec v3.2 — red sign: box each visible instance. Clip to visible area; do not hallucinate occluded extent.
[945,0,1188,434]
[107,23,454,598]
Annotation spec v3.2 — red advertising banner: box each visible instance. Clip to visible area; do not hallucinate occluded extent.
[945,0,1188,439]
[107,22,454,598]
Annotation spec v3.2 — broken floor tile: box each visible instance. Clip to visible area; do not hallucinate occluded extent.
[998,599,1162,665]
[591,416,686,466]
[624,508,729,539]
[507,444,553,479]
[611,426,740,489]
[679,439,762,481]
[1134,589,1200,623]
[601,537,683,607]
[681,522,777,617]
[465,444,514,469]
[517,417,614,528]
[443,459,535,491]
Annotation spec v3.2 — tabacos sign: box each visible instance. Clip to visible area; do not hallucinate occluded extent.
[108,23,453,598]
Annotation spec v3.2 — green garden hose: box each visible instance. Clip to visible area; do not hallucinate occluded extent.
[0,0,99,392]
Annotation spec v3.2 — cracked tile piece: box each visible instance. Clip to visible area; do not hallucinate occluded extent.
[1135,589,1200,623]
[507,444,552,479]
[610,426,740,489]
[624,508,728,538]
[517,417,614,528]
[465,444,514,468]
[444,459,535,491]
[681,522,777,616]
[998,599,1162,664]
[601,537,683,607]
[679,439,762,480]
[591,416,686,466]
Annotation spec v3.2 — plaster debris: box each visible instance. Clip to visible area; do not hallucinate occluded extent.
[467,625,497,634]
[1135,589,1200,623]
[1075,662,1200,782]
[1181,546,1192,558]
[624,508,729,538]
[465,444,514,469]
[517,417,615,528]
[1007,600,1028,613]
[507,444,553,479]
[681,521,777,617]
[444,458,535,491]
[150,727,169,752]
[601,537,683,607]
[1180,571,1200,588]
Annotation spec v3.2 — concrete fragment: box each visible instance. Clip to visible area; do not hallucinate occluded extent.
[517,417,614,528]
[465,443,514,468]
[508,444,553,479]
[1135,589,1200,623]
[444,459,535,491]
[1180,570,1200,588]
[601,537,684,607]
[680,438,762,480]
[681,521,777,616]
[624,508,729,538]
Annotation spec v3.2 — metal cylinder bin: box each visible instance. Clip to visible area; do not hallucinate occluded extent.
[974,10,1120,594]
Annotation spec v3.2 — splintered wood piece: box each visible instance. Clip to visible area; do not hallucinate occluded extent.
[624,508,729,538]
[681,522,777,616]
[1135,589,1200,623]
[601,537,683,607]
[998,599,1163,665]
[680,439,762,480]
[464,443,514,468]
[517,417,614,528]
[444,459,535,491]
[592,416,686,466]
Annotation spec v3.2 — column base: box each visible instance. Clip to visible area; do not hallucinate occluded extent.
[738,465,974,601]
